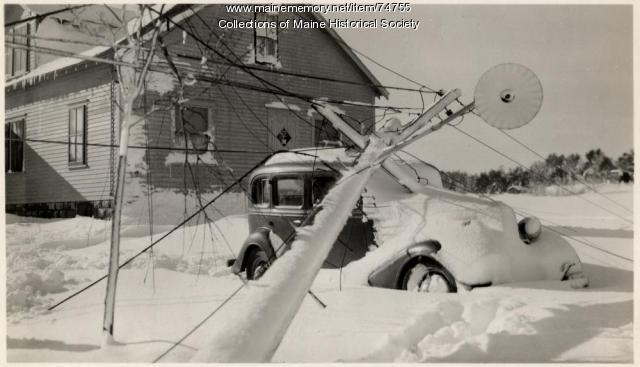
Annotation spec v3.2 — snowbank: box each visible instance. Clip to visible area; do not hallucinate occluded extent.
[346,176,585,287]
[190,138,388,362]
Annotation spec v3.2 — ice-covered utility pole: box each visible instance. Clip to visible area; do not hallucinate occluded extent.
[189,93,469,363]
[103,6,162,346]
[189,63,541,362]
[313,90,474,192]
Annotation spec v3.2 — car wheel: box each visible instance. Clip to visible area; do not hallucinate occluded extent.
[400,257,456,293]
[246,248,270,280]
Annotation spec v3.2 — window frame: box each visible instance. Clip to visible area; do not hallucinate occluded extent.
[172,103,213,152]
[68,103,88,167]
[251,176,271,208]
[6,23,30,78]
[272,175,305,209]
[5,117,26,174]
[314,116,343,147]
[254,12,278,65]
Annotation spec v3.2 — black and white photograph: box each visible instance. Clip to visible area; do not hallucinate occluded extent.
[3,2,634,363]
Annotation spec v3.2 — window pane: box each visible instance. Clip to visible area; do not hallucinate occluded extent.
[266,38,277,57]
[5,124,10,172]
[76,107,84,133]
[14,25,27,45]
[70,112,76,134]
[255,37,267,61]
[266,17,277,39]
[5,46,12,77]
[12,120,24,139]
[275,177,303,206]
[252,178,270,205]
[315,118,340,146]
[256,13,268,37]
[6,121,24,172]
[13,140,23,172]
[182,107,208,133]
[69,135,77,161]
[78,134,84,163]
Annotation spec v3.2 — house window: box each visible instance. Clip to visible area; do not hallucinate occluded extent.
[5,23,30,78]
[69,105,87,165]
[5,119,25,173]
[255,12,278,64]
[314,117,342,147]
[174,105,212,153]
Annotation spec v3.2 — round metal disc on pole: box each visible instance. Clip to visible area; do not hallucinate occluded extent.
[474,63,543,129]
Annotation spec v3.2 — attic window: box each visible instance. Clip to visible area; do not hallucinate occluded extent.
[255,12,278,65]
[173,105,213,153]
[5,23,30,78]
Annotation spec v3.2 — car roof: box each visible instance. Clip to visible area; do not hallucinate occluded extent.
[250,147,358,179]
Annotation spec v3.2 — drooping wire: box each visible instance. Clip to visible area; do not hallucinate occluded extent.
[449,125,633,225]
[495,128,632,214]
[398,149,633,264]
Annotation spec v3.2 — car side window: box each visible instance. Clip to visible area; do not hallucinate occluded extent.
[252,178,270,207]
[274,176,303,207]
[312,176,336,205]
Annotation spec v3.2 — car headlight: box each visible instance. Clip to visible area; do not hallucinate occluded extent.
[518,216,541,244]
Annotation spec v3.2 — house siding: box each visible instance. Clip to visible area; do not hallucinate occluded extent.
[4,5,379,211]
[5,63,114,205]
[135,7,376,191]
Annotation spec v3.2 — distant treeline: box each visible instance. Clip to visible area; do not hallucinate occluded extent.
[442,149,634,194]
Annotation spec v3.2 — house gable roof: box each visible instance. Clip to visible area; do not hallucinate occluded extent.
[308,13,388,98]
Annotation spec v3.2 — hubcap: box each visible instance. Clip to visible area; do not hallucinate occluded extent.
[406,264,450,293]
[253,260,268,279]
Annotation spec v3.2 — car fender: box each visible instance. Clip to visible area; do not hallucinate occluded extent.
[368,241,441,289]
[231,227,276,274]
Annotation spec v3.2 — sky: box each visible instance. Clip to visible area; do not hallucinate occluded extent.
[327,4,633,173]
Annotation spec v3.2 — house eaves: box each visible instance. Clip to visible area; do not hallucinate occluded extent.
[308,12,389,99]
[5,4,191,89]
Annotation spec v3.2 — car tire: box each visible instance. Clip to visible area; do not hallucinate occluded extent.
[246,248,270,280]
[399,257,457,293]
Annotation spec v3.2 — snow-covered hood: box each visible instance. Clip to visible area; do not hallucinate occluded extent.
[346,171,584,287]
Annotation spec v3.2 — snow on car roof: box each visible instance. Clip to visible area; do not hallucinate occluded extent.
[263,147,358,168]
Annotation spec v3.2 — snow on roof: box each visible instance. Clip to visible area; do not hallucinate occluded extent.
[5,4,181,89]
[5,45,111,89]
[7,5,387,99]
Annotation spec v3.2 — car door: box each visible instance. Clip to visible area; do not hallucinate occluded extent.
[310,174,375,268]
[270,174,308,254]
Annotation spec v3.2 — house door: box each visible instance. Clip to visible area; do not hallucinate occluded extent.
[267,107,312,150]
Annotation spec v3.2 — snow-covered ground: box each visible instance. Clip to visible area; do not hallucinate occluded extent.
[5,183,633,362]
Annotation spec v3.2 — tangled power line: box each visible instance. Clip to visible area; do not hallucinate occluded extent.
[8,5,632,360]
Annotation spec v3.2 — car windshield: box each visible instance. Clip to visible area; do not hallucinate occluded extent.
[312,175,337,205]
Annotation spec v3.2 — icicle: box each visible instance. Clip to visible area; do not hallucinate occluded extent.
[182,30,187,44]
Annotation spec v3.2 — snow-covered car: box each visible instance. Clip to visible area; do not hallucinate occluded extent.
[229,148,588,292]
